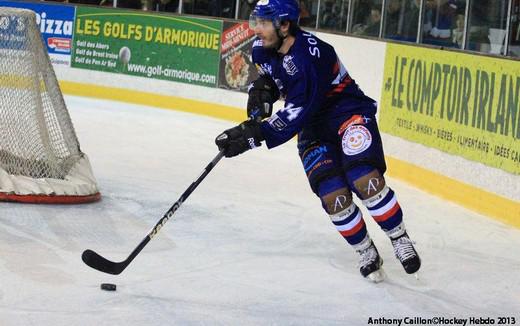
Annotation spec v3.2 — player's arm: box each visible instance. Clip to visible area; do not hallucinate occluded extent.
[215,59,325,157]
[260,61,325,149]
[215,43,324,157]
[247,75,280,120]
[214,43,275,158]
[215,119,263,158]
[247,41,280,120]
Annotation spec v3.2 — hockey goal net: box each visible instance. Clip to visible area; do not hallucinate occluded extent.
[0,7,100,204]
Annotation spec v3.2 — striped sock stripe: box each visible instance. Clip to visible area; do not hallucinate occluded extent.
[365,187,395,211]
[336,209,363,236]
[332,204,359,225]
[371,199,400,223]
[365,187,404,232]
[378,208,403,231]
[330,205,367,245]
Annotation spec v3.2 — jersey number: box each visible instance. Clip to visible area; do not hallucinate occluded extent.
[280,103,303,121]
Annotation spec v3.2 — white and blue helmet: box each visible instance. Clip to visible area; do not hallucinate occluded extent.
[249,0,300,28]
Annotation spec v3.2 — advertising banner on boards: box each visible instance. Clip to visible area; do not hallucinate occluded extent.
[72,6,222,87]
[218,20,258,92]
[380,43,520,175]
[0,0,75,66]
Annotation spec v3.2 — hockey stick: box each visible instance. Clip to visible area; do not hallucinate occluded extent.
[82,150,225,275]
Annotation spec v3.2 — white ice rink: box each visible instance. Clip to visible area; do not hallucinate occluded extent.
[1,95,519,325]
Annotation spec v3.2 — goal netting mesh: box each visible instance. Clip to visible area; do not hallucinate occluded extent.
[0,7,100,203]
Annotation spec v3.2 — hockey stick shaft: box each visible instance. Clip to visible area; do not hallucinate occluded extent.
[82,150,225,275]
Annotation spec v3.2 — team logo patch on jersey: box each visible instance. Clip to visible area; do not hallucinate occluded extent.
[341,125,372,156]
[282,55,298,76]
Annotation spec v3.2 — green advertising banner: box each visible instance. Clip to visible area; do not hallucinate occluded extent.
[72,7,222,87]
[380,43,520,175]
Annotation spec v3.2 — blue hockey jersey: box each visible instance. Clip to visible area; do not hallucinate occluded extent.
[253,29,377,148]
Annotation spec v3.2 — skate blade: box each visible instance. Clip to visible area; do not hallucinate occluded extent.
[366,268,386,283]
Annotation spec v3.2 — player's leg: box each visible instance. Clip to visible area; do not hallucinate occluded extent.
[298,134,383,281]
[346,165,420,274]
[338,115,421,274]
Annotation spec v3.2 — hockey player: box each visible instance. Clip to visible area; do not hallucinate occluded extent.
[215,0,420,282]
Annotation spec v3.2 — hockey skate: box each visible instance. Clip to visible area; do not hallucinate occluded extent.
[391,232,421,274]
[357,241,385,283]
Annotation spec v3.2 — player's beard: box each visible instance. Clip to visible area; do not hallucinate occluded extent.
[261,32,282,50]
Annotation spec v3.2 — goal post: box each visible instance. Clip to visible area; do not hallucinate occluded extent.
[0,7,100,204]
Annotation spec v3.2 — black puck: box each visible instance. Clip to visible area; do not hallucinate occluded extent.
[100,283,117,291]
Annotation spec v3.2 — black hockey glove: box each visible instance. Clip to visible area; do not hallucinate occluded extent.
[215,120,264,158]
[247,75,280,120]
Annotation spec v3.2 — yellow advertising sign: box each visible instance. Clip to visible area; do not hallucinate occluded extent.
[380,44,520,175]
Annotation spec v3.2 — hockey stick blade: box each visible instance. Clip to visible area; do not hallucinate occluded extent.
[82,249,128,275]
[81,150,225,275]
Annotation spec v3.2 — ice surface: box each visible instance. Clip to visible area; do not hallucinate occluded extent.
[1,96,519,325]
